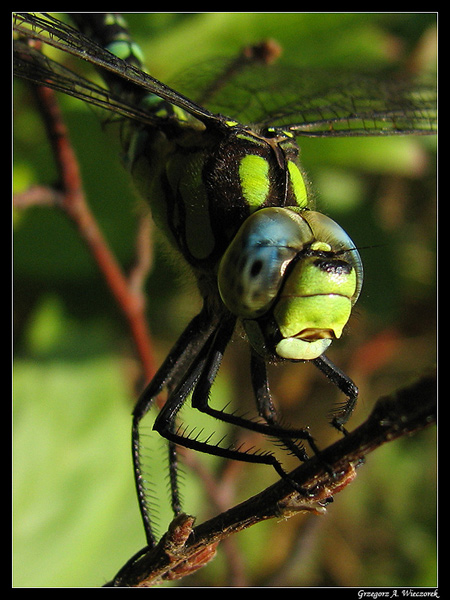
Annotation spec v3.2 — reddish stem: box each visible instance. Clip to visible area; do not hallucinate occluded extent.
[23,84,156,381]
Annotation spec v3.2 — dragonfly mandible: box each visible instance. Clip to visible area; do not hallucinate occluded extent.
[13,13,437,551]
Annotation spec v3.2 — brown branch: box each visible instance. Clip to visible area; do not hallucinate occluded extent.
[13,184,63,208]
[14,83,156,381]
[105,368,436,587]
[14,80,249,585]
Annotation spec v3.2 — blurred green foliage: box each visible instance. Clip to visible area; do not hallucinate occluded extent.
[14,13,436,587]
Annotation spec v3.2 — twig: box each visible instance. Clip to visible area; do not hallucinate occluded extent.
[14,80,247,583]
[14,83,156,380]
[106,368,436,587]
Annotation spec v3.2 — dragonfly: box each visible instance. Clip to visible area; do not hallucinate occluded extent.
[14,13,437,549]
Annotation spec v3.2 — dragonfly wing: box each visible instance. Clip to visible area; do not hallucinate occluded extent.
[175,59,437,137]
[13,13,220,128]
[14,13,437,138]
[14,40,160,125]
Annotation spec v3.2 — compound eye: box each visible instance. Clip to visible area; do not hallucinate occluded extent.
[218,207,314,318]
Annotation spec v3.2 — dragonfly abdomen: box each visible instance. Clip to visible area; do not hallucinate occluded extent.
[72,13,188,124]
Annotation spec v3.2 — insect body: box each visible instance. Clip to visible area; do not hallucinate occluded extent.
[13,13,436,547]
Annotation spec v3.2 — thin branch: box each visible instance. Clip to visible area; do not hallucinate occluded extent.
[14,81,246,583]
[13,184,63,208]
[105,368,436,587]
[14,83,156,381]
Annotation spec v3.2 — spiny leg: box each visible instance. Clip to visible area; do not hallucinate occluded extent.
[250,350,319,461]
[313,354,359,434]
[132,304,219,546]
[154,347,307,491]
[167,438,182,517]
[153,318,317,493]
[191,318,321,448]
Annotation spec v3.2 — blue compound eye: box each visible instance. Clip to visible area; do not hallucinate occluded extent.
[218,207,315,318]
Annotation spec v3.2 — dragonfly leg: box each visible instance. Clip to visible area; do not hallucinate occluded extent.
[167,438,182,517]
[151,318,311,493]
[250,350,315,461]
[313,354,359,433]
[154,365,309,494]
[190,318,320,447]
[132,304,219,546]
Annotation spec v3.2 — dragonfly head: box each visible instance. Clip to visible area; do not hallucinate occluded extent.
[218,207,363,361]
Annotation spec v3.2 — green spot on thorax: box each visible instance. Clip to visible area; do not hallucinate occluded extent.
[239,154,270,211]
[287,161,308,208]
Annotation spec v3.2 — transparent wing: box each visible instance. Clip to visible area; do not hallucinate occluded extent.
[14,39,163,126]
[13,12,220,128]
[174,58,437,137]
[14,13,436,138]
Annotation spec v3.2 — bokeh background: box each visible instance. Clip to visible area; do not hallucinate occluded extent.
[13,13,436,587]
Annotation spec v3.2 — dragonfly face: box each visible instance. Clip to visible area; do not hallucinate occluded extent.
[219,206,363,361]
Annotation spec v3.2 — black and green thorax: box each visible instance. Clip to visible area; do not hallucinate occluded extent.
[127,122,310,276]
[71,14,310,283]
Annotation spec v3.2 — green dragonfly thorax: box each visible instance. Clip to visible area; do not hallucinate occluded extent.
[125,122,309,271]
